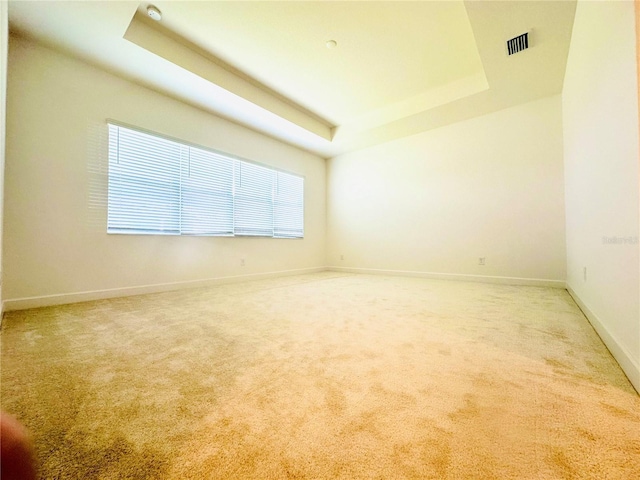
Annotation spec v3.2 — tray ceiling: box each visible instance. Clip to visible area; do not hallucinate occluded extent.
[8,1,577,157]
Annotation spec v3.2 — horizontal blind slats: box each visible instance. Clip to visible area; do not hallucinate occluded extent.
[107,123,304,238]
[181,145,234,235]
[274,171,304,237]
[233,162,274,236]
[108,124,181,233]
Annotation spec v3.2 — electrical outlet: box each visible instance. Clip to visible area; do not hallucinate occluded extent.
[340,254,344,261]
[583,267,587,281]
[241,258,245,267]
[478,257,486,266]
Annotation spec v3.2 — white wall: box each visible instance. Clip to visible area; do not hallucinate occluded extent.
[327,95,566,286]
[3,36,326,307]
[563,0,639,392]
[0,1,7,314]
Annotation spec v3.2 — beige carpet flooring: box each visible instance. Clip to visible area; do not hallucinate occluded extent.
[1,272,639,479]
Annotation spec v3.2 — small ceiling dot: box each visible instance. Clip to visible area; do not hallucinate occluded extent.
[325,40,338,49]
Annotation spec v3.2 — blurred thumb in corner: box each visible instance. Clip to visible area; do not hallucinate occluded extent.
[1,412,37,480]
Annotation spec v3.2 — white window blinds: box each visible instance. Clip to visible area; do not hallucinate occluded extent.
[107,123,304,238]
[233,161,275,236]
[274,171,304,238]
[181,148,234,236]
[107,125,182,234]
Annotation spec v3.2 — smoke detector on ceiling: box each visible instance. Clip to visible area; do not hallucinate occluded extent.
[147,5,162,21]
[507,32,529,55]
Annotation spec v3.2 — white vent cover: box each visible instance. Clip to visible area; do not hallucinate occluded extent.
[507,32,529,55]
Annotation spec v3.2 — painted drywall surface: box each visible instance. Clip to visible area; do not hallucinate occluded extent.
[327,94,566,282]
[0,1,7,312]
[563,0,639,384]
[4,36,326,301]
[636,0,640,381]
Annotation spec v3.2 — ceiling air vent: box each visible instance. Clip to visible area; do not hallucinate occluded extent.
[507,32,529,55]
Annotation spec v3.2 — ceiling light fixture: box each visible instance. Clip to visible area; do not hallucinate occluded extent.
[147,5,162,21]
[325,40,337,49]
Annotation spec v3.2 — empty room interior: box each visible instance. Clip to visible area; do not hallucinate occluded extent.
[1,0,639,478]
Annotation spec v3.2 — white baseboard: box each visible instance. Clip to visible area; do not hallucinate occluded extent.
[2,266,328,312]
[566,285,640,395]
[328,266,566,288]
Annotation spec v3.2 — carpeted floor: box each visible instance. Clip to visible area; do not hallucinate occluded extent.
[1,272,639,479]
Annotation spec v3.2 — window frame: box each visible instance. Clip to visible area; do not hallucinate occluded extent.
[106,121,305,239]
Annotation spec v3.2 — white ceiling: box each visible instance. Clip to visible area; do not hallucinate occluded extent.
[8,1,577,158]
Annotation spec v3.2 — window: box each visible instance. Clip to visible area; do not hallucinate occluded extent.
[107,123,304,238]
